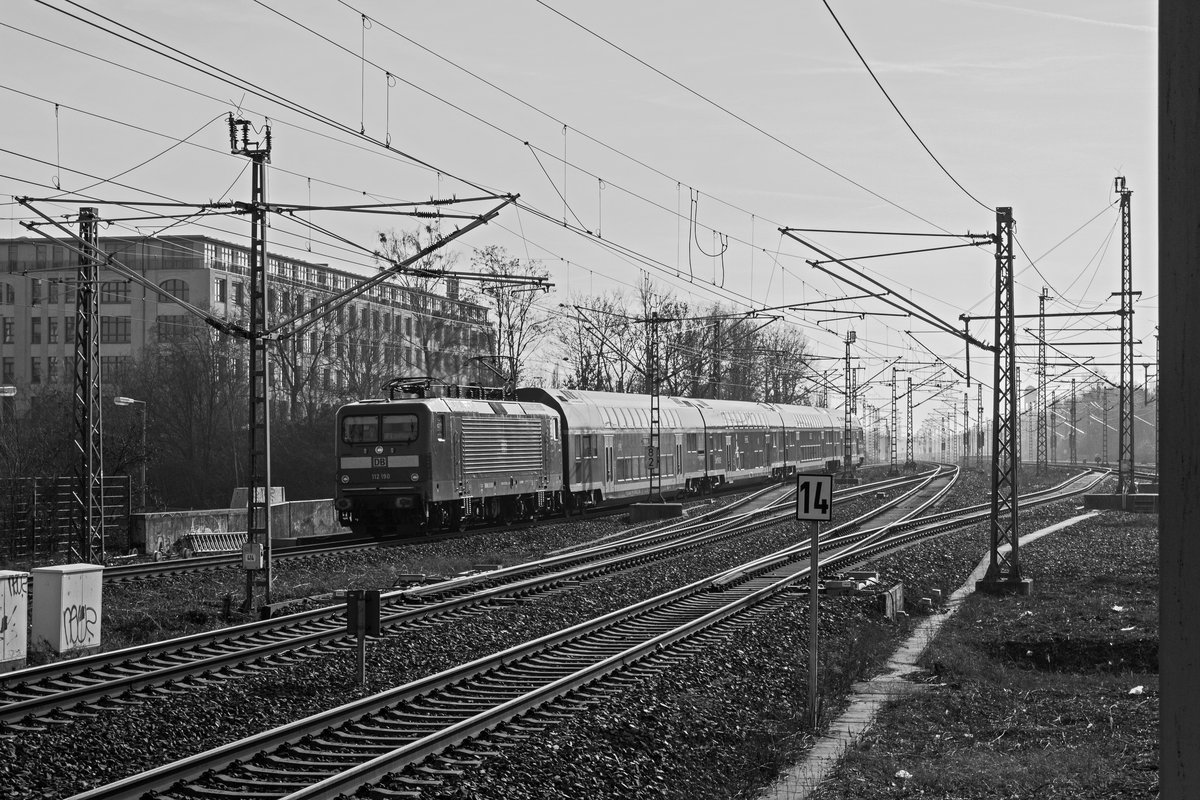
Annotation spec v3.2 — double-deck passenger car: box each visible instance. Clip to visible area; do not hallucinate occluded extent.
[335,382,862,535]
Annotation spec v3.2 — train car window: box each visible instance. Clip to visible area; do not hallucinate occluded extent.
[381,414,419,443]
[551,418,560,440]
[342,415,379,444]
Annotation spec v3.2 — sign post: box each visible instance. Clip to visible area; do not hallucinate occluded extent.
[796,473,833,729]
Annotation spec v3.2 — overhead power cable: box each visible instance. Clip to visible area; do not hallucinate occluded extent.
[37,0,498,197]
[819,0,991,212]
[532,0,952,233]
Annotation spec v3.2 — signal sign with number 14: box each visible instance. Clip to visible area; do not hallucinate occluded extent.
[795,474,833,521]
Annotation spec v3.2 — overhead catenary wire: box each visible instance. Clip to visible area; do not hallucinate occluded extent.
[819,0,991,213]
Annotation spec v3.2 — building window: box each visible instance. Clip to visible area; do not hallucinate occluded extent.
[100,315,131,343]
[47,356,60,383]
[159,279,190,303]
[48,318,58,344]
[310,331,319,354]
[156,314,193,341]
[233,281,244,307]
[30,278,41,306]
[65,316,75,342]
[0,282,12,305]
[100,281,129,304]
[214,278,227,303]
[48,281,59,305]
[30,357,41,384]
[100,355,130,383]
[31,317,41,344]
[1,357,13,383]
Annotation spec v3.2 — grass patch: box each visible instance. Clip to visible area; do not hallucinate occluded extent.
[808,514,1159,800]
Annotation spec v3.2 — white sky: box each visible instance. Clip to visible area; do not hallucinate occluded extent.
[0,1,1157,428]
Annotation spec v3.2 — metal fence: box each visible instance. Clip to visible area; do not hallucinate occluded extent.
[0,475,130,563]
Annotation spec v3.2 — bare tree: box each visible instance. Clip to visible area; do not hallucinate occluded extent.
[377,224,469,383]
[472,245,550,388]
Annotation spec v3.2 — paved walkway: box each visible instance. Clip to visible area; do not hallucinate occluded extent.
[757,512,1098,799]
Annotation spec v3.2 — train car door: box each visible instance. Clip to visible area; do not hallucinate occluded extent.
[604,434,614,488]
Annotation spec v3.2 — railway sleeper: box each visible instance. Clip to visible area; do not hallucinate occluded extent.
[433,756,485,767]
[188,781,291,798]
[237,763,340,780]
[264,753,362,769]
[415,765,466,777]
[316,730,411,746]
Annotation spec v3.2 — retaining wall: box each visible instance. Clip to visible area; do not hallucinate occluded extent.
[130,499,349,555]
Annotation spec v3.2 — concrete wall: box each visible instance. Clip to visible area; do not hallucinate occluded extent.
[131,499,350,554]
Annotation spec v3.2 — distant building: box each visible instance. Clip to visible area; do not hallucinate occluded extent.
[0,234,495,410]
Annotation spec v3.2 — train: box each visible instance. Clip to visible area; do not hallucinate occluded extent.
[333,381,864,535]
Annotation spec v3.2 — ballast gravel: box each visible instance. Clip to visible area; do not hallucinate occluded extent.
[0,467,1091,799]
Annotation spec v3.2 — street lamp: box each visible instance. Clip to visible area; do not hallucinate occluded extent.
[114,396,147,510]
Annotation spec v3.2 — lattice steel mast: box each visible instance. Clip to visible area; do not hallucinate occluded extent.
[1070,378,1077,463]
[71,207,105,563]
[976,383,984,468]
[904,375,915,469]
[889,368,898,475]
[230,117,274,612]
[1114,177,1137,493]
[980,207,1027,593]
[1036,288,1051,472]
[647,310,662,501]
[842,330,856,481]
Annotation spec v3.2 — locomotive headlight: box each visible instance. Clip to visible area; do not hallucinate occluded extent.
[340,474,349,483]
[374,445,384,455]
[410,472,420,481]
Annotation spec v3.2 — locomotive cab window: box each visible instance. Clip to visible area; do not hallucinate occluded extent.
[342,415,379,444]
[381,414,419,444]
[436,414,446,440]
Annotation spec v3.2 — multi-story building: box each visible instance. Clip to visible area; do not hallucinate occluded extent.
[0,234,495,409]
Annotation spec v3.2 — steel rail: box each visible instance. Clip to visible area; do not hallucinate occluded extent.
[66,466,1098,799]
[0,475,918,725]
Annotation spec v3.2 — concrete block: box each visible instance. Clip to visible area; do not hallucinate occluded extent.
[0,571,29,672]
[230,486,287,507]
[32,564,103,653]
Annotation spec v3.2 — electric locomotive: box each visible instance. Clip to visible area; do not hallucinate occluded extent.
[334,382,563,535]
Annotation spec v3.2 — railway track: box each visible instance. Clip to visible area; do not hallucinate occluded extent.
[101,487,752,583]
[0,474,919,728]
[65,467,1103,800]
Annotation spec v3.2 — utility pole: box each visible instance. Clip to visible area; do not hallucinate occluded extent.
[980,207,1028,594]
[230,116,274,613]
[1036,287,1051,473]
[1114,176,1138,493]
[71,207,105,564]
